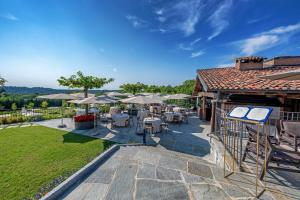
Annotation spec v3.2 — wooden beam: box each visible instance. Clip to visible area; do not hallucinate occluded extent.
[198,92,217,98]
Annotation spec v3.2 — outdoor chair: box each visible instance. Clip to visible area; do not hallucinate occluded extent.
[160,115,169,133]
[144,122,154,135]
[135,118,144,135]
[172,115,182,124]
[128,115,134,127]
[243,126,300,180]
[182,113,189,124]
[279,120,300,152]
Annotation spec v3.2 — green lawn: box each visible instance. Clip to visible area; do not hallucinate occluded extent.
[0,126,114,200]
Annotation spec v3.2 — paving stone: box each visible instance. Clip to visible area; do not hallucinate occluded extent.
[188,161,213,179]
[85,168,115,184]
[137,163,156,179]
[190,183,231,200]
[83,183,109,200]
[156,166,182,181]
[105,164,138,200]
[181,172,214,185]
[135,179,189,200]
[133,149,161,165]
[62,183,93,200]
[158,155,187,171]
[219,182,253,198]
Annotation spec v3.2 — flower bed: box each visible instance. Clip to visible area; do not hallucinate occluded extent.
[74,114,95,130]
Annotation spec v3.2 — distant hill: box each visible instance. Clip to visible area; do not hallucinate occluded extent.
[3,86,114,95]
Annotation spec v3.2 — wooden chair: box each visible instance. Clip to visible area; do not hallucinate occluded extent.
[144,122,154,135]
[243,126,300,180]
[279,120,300,152]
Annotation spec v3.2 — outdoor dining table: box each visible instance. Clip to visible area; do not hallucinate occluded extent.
[164,112,183,122]
[150,105,162,114]
[143,117,162,133]
[173,107,186,113]
[109,107,121,115]
[112,113,129,127]
[137,110,150,120]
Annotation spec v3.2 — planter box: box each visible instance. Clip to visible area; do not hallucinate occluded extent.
[75,120,94,130]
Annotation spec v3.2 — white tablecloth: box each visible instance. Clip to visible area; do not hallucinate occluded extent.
[150,105,162,113]
[143,117,161,133]
[164,112,183,122]
[173,107,186,113]
[109,107,121,115]
[137,110,150,120]
[112,113,129,126]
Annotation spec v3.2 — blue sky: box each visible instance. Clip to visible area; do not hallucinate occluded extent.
[0,0,300,89]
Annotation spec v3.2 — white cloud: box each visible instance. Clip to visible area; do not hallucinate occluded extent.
[259,23,300,35]
[113,68,117,72]
[191,50,205,58]
[126,15,148,28]
[150,28,167,34]
[207,0,232,40]
[178,43,193,51]
[157,16,166,22]
[241,35,279,55]
[153,0,203,37]
[0,13,18,21]
[237,22,300,55]
[190,37,201,46]
[216,63,234,68]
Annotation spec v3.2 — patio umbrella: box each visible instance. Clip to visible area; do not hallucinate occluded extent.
[164,93,191,100]
[121,95,164,104]
[70,92,95,99]
[106,91,129,97]
[260,69,300,81]
[37,93,77,128]
[76,96,117,104]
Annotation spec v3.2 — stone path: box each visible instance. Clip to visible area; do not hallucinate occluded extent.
[35,116,213,160]
[59,145,275,200]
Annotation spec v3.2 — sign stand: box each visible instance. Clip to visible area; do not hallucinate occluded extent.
[223,106,273,197]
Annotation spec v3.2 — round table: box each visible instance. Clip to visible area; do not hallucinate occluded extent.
[137,110,150,120]
[150,105,162,114]
[164,112,183,122]
[112,113,129,127]
[143,117,161,133]
[173,107,186,113]
[109,107,121,115]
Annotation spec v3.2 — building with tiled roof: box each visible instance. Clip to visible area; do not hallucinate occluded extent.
[193,55,300,126]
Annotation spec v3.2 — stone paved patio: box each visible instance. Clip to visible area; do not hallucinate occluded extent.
[59,145,275,200]
[35,116,213,160]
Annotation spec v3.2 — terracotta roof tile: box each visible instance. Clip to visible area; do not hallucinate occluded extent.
[197,66,300,92]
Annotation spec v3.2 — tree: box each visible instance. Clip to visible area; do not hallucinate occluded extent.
[41,101,48,109]
[120,82,147,94]
[58,71,114,114]
[26,102,35,110]
[0,75,6,87]
[11,103,17,111]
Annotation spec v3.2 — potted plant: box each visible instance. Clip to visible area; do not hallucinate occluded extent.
[74,114,95,130]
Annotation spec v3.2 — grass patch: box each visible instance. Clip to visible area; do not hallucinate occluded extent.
[0,126,114,200]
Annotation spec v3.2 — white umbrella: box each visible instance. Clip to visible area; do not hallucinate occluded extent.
[121,95,163,104]
[260,69,300,81]
[37,93,77,128]
[37,93,77,100]
[70,92,95,99]
[106,91,128,97]
[164,93,191,100]
[76,96,116,104]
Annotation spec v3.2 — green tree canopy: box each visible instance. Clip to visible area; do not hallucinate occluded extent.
[41,101,48,109]
[0,75,6,91]
[58,71,114,114]
[11,103,17,111]
[120,80,194,95]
